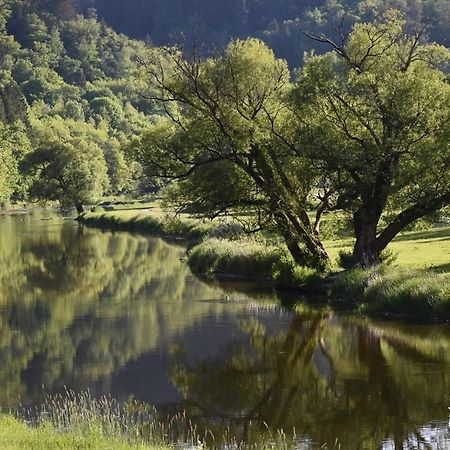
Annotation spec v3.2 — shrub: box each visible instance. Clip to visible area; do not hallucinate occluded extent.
[337,248,396,269]
[272,255,320,289]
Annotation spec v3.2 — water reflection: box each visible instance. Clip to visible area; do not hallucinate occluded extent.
[167,309,450,448]
[0,213,449,449]
[0,213,241,408]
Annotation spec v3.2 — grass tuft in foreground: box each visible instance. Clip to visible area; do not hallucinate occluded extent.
[2,390,301,449]
[0,414,159,450]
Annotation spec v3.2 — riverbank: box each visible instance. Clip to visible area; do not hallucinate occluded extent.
[0,415,164,450]
[79,209,450,321]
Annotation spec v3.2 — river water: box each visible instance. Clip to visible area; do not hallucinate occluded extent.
[0,212,449,449]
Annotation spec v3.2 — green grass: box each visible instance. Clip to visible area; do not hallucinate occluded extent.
[0,415,163,450]
[330,266,450,320]
[188,238,321,289]
[325,226,450,271]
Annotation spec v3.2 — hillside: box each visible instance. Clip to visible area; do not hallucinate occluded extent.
[78,0,450,68]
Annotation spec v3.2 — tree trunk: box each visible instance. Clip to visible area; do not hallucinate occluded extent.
[75,202,85,214]
[274,210,330,270]
[352,207,381,268]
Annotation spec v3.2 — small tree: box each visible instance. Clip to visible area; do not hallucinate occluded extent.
[296,11,450,266]
[22,118,109,213]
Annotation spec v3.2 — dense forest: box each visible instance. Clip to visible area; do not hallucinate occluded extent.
[79,0,450,67]
[0,0,159,211]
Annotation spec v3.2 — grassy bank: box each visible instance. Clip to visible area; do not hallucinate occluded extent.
[0,415,160,450]
[331,266,450,320]
[188,238,322,289]
[80,207,212,242]
[79,207,450,321]
[1,391,296,450]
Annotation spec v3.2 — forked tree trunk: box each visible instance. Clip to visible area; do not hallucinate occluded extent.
[275,210,330,270]
[352,207,382,268]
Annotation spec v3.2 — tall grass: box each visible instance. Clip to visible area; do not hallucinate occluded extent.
[188,238,321,289]
[10,390,302,449]
[330,266,450,320]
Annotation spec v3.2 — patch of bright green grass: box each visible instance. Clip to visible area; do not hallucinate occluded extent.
[0,415,161,450]
[325,226,450,272]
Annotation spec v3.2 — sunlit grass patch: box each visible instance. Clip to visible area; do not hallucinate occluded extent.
[188,238,321,289]
[325,226,450,271]
[0,414,161,450]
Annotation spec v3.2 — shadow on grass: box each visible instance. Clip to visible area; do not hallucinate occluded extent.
[392,227,450,242]
[429,262,450,273]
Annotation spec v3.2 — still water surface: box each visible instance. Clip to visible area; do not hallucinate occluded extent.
[1,212,450,449]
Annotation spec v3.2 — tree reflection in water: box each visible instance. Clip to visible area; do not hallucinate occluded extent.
[169,308,450,449]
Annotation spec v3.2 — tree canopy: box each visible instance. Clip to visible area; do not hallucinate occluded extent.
[295,10,450,265]
[135,11,450,268]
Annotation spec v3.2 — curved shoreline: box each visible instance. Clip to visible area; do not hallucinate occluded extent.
[78,211,450,323]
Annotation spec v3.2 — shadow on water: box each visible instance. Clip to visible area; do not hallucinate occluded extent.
[0,213,449,449]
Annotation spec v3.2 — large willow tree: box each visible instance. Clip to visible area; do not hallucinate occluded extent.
[136,11,450,269]
[295,10,450,266]
[135,39,330,268]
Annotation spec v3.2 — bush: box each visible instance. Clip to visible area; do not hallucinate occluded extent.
[337,248,396,269]
[272,255,321,288]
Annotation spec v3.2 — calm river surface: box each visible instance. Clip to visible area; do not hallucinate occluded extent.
[1,212,450,449]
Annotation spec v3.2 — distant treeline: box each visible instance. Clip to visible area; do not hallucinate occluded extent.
[78,0,450,67]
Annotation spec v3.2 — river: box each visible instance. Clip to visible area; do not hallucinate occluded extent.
[0,212,449,449]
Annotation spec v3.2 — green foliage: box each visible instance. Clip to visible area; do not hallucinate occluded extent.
[295,10,450,265]
[22,117,110,211]
[136,38,330,268]
[0,121,30,206]
[0,0,156,206]
[271,255,321,288]
[78,0,450,69]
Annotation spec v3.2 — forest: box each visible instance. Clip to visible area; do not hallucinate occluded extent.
[78,0,450,67]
